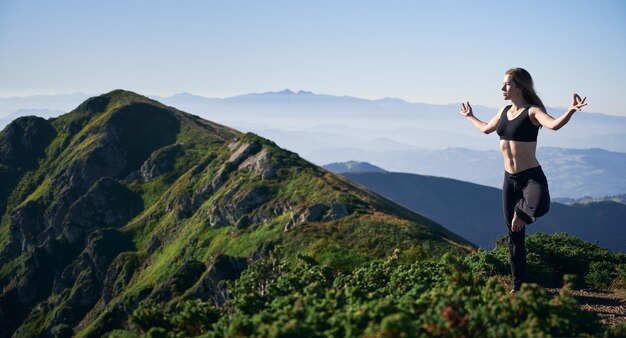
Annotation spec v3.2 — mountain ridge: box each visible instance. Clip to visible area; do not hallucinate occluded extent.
[4,89,624,119]
[0,90,472,337]
[326,165,626,252]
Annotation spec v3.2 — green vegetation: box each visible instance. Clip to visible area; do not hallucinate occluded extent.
[466,233,626,290]
[125,239,626,337]
[2,91,624,337]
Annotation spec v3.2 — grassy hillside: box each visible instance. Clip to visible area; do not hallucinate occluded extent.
[340,171,626,252]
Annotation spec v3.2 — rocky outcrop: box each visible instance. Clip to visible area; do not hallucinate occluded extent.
[0,116,57,226]
[44,126,129,229]
[206,185,273,228]
[227,141,262,166]
[238,148,277,179]
[8,200,47,253]
[126,143,184,182]
[184,255,249,306]
[151,259,207,302]
[60,178,143,244]
[283,202,352,231]
[44,229,135,335]
[102,252,140,302]
[323,202,350,222]
[0,116,56,166]
[44,103,180,230]
[0,237,83,337]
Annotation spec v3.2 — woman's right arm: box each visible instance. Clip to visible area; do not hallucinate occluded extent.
[459,101,502,134]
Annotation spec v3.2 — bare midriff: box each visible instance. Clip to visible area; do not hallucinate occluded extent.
[500,140,540,174]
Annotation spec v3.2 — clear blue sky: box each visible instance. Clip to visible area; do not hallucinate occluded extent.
[1,0,625,115]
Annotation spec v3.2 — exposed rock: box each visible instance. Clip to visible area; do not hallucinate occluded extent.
[146,234,162,256]
[206,185,273,228]
[65,125,128,190]
[44,229,135,334]
[184,255,248,306]
[191,183,214,209]
[227,141,262,167]
[102,252,140,303]
[84,229,135,280]
[106,102,181,178]
[168,192,194,219]
[322,202,349,222]
[0,237,83,336]
[236,186,273,214]
[40,104,180,242]
[9,200,47,253]
[303,203,330,222]
[60,178,143,244]
[43,126,129,229]
[210,164,232,192]
[0,116,56,165]
[151,259,206,302]
[284,211,298,232]
[238,148,277,179]
[56,229,135,293]
[137,143,183,182]
[284,203,330,231]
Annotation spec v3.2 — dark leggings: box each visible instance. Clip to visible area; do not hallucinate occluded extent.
[502,166,550,290]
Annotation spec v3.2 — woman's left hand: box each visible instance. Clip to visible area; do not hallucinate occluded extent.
[569,93,587,112]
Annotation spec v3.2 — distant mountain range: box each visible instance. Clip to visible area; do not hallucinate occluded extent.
[315,147,626,199]
[0,90,471,337]
[324,164,626,252]
[2,90,624,198]
[323,161,387,173]
[553,194,626,205]
[3,90,625,151]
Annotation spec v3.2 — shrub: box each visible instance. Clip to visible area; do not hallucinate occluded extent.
[129,234,626,337]
[471,233,626,289]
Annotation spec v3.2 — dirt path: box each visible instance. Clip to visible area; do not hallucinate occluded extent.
[547,288,626,326]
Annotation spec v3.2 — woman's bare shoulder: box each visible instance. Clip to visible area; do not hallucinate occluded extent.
[528,105,548,116]
[496,104,510,115]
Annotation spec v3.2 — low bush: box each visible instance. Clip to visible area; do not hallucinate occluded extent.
[129,241,616,337]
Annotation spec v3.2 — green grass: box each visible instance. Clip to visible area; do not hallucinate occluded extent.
[305,239,368,272]
[222,223,282,257]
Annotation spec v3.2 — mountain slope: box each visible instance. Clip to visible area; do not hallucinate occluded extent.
[324,160,387,173]
[339,171,626,252]
[0,90,472,337]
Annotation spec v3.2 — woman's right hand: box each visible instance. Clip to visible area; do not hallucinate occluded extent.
[459,101,473,117]
[568,93,587,112]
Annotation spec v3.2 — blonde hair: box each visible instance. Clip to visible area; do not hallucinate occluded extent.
[505,68,545,110]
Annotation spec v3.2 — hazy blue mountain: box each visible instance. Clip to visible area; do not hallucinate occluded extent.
[151,90,626,152]
[3,90,624,199]
[337,171,626,252]
[0,92,89,118]
[4,90,625,151]
[0,109,65,130]
[553,194,626,205]
[324,161,387,173]
[314,148,626,199]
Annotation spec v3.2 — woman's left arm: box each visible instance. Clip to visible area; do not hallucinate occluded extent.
[531,93,587,130]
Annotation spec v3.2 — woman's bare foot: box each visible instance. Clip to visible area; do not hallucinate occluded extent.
[511,212,525,232]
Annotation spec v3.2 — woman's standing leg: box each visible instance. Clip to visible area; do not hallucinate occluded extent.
[503,173,525,291]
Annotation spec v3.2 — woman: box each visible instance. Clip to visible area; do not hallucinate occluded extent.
[459,67,587,292]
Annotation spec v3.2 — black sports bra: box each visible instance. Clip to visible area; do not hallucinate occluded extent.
[496,105,539,142]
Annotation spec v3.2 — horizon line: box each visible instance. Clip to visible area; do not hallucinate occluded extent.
[0,89,618,117]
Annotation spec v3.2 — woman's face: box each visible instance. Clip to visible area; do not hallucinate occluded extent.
[501,74,521,100]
